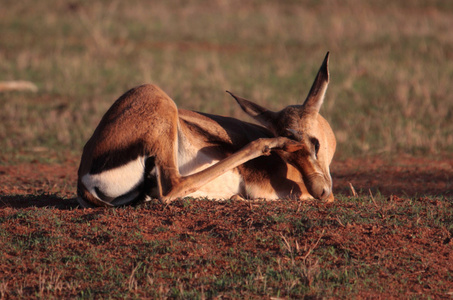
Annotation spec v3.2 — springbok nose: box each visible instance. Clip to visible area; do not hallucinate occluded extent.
[315,187,330,200]
[304,171,332,200]
[308,179,331,200]
[319,187,331,200]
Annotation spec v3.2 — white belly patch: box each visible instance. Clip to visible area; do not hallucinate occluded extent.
[186,170,242,199]
[82,156,146,199]
[177,140,241,199]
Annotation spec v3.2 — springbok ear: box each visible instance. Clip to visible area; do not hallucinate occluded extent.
[226,91,276,128]
[302,52,330,114]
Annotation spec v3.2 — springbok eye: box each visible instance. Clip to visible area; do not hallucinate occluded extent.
[286,128,300,141]
[311,138,320,156]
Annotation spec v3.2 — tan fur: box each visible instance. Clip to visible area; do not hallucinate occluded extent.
[77,53,336,207]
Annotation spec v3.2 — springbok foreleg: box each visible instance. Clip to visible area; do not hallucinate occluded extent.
[157,137,303,203]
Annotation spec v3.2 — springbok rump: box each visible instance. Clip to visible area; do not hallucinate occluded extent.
[77,52,336,207]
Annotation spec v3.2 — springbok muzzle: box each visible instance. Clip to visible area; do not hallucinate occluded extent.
[304,172,332,200]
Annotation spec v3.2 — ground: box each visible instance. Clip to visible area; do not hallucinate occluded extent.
[0,155,452,298]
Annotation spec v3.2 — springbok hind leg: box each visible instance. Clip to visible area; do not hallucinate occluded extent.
[156,136,303,203]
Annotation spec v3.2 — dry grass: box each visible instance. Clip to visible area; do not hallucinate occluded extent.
[0,0,452,162]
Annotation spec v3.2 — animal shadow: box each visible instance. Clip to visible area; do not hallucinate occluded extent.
[0,194,79,210]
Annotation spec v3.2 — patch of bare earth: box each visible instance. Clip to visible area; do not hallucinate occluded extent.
[332,155,453,198]
[0,155,452,298]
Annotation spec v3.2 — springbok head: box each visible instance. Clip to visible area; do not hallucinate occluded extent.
[228,52,336,201]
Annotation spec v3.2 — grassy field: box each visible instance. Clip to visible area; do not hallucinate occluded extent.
[0,196,452,299]
[1,0,452,161]
[1,0,452,299]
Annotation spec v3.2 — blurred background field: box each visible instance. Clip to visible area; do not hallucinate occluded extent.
[1,0,452,162]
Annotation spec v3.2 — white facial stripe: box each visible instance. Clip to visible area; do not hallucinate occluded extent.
[82,156,146,200]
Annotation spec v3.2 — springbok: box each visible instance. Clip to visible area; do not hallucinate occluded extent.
[77,52,336,207]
